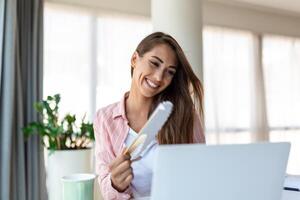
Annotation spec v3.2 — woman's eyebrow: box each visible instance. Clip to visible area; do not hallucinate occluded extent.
[151,56,164,63]
[151,56,177,69]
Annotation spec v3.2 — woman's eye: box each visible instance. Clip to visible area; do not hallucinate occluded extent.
[167,70,176,76]
[150,61,159,67]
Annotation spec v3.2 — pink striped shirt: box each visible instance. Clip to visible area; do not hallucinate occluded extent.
[93,93,205,200]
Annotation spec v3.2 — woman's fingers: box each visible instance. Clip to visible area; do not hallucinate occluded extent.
[109,149,133,192]
[123,174,133,187]
[109,153,130,171]
[117,167,133,182]
[113,173,133,192]
[110,162,133,192]
[111,159,131,177]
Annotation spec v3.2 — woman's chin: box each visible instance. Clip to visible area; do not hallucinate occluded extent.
[140,88,158,99]
[138,83,164,98]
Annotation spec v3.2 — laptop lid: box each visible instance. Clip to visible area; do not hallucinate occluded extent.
[151,142,290,200]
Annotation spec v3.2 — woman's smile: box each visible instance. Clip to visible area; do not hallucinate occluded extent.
[131,44,177,98]
[144,78,160,89]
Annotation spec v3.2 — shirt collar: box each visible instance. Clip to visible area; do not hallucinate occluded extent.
[112,92,129,121]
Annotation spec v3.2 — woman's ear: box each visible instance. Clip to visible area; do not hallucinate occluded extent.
[131,51,139,69]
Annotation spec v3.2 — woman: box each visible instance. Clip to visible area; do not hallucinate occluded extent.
[94,32,205,200]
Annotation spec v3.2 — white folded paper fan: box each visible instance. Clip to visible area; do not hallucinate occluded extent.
[126,101,173,159]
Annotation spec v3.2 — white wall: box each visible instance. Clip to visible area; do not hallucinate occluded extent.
[46,0,150,16]
[152,0,203,79]
[203,0,300,37]
[46,0,300,37]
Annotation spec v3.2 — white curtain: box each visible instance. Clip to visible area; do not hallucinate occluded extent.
[96,14,152,109]
[263,35,300,130]
[44,3,152,120]
[263,35,300,174]
[44,4,93,119]
[203,26,269,144]
[203,27,300,174]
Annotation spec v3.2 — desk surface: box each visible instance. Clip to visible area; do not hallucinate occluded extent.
[132,191,300,200]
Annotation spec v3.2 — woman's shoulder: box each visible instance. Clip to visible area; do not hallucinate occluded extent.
[95,101,120,121]
[94,100,127,143]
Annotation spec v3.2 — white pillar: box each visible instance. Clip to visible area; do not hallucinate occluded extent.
[151,0,203,80]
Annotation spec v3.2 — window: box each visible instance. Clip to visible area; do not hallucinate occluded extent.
[44,3,152,121]
[203,27,256,144]
[44,4,92,119]
[263,35,300,174]
[204,26,300,174]
[96,15,152,109]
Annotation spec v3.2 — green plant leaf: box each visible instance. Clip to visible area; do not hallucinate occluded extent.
[34,102,43,113]
[23,94,94,150]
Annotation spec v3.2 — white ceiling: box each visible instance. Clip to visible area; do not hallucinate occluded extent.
[212,0,300,14]
[48,0,300,17]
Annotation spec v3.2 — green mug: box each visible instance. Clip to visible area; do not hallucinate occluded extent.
[61,173,96,200]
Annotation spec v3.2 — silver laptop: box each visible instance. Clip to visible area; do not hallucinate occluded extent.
[151,142,290,200]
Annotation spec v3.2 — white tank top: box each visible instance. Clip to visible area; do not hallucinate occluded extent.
[124,128,157,198]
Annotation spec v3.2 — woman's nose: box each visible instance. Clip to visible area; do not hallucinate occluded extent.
[153,68,164,82]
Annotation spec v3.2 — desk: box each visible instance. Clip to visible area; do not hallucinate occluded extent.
[126,191,300,200]
[282,190,300,200]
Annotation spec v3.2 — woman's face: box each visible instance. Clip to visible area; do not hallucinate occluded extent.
[131,44,177,98]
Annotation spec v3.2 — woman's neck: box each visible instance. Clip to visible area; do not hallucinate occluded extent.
[126,89,153,119]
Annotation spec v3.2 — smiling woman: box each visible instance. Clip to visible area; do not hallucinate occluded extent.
[130,44,177,99]
[93,32,205,200]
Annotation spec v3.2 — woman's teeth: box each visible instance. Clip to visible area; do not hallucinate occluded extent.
[146,78,159,88]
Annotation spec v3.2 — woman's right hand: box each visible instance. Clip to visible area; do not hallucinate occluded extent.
[109,151,133,192]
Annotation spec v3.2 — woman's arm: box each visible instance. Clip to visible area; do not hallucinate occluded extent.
[94,110,132,200]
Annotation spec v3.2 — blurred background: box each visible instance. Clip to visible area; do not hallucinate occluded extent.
[1,0,300,199]
[44,0,300,174]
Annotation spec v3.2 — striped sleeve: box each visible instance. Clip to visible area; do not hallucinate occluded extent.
[94,109,132,200]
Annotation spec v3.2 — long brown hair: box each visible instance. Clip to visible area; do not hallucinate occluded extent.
[132,32,204,144]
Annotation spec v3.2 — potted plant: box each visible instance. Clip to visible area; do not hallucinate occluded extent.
[23,94,95,200]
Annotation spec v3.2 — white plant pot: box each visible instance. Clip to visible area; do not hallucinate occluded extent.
[44,148,93,200]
